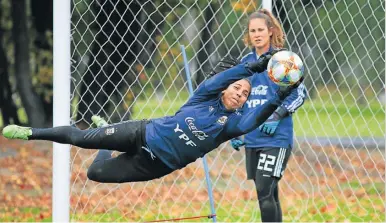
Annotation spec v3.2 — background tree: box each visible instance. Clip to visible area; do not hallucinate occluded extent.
[11,0,46,127]
[0,0,19,125]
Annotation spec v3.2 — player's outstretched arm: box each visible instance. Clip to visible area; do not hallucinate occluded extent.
[259,82,306,135]
[202,52,277,95]
[236,96,283,134]
[230,77,305,136]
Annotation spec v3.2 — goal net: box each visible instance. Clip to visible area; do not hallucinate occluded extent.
[69,0,385,221]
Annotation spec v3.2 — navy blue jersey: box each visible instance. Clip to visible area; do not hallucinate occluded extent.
[240,48,307,149]
[145,64,283,170]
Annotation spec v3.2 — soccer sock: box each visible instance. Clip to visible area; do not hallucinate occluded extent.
[258,196,279,222]
[30,126,74,142]
[30,126,104,148]
[30,126,119,151]
[276,201,282,222]
[274,187,283,222]
[255,177,281,222]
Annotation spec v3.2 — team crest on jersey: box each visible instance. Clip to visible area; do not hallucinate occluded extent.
[217,116,228,125]
[105,127,115,135]
[209,106,214,112]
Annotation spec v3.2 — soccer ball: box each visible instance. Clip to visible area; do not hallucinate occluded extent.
[267,50,304,86]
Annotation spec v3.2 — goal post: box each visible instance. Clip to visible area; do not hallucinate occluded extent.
[262,0,272,11]
[52,0,71,221]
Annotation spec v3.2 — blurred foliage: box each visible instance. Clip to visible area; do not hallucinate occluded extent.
[1,0,54,125]
[281,0,385,100]
[232,0,258,13]
[32,32,53,104]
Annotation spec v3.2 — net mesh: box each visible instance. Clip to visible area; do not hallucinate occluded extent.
[69,0,385,221]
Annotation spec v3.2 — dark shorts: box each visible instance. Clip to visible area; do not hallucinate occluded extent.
[87,119,175,183]
[113,119,174,181]
[105,119,148,154]
[245,147,291,180]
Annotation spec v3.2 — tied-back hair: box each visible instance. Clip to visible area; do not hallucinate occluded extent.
[243,9,285,48]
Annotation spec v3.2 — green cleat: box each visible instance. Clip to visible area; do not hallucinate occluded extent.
[2,125,32,140]
[91,115,109,128]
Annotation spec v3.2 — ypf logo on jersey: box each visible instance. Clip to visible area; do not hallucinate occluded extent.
[174,123,197,147]
[217,116,228,125]
[246,99,268,108]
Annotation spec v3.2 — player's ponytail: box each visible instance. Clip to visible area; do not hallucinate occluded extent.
[243,9,285,49]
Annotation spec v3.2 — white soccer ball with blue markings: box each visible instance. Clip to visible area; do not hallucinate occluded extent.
[267,50,304,86]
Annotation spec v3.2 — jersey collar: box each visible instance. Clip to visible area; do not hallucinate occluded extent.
[254,45,275,60]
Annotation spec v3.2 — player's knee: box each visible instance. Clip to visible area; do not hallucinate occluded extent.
[255,177,279,195]
[255,180,270,195]
[87,165,104,182]
[258,196,276,211]
[255,179,278,208]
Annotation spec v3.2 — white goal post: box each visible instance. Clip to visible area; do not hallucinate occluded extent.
[53,0,70,221]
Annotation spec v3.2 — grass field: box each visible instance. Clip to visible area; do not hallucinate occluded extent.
[1,193,384,222]
[68,193,384,222]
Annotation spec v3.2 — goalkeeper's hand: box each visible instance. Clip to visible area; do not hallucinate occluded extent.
[276,76,305,100]
[230,137,245,151]
[206,56,241,77]
[245,48,285,73]
[258,106,288,135]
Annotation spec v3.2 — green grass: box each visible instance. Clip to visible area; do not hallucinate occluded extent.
[1,180,384,222]
[132,90,189,119]
[294,102,384,137]
[70,195,386,222]
[340,181,385,195]
[0,207,51,222]
[3,195,382,222]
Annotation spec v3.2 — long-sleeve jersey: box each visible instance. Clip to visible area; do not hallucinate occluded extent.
[145,64,283,170]
[240,48,307,149]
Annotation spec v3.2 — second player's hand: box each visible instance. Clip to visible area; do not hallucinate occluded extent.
[258,105,289,136]
[259,118,280,136]
[230,137,245,151]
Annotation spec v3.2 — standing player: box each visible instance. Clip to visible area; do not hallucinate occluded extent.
[230,9,307,222]
[2,54,303,183]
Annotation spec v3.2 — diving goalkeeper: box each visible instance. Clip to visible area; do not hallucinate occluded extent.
[2,51,303,183]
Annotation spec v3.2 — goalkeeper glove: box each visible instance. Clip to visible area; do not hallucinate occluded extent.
[230,137,245,151]
[259,106,288,136]
[245,49,285,73]
[276,76,305,100]
[206,56,241,77]
[263,76,305,135]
